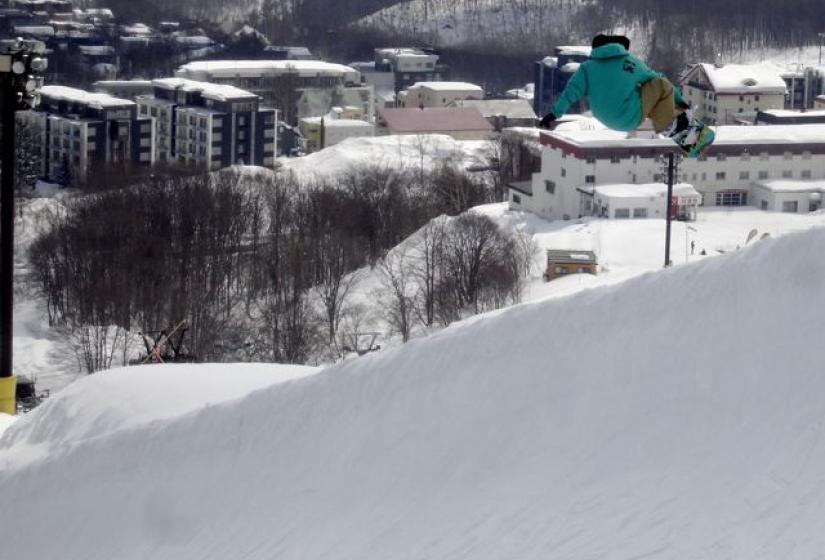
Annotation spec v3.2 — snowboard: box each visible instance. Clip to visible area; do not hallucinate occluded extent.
[670,118,715,158]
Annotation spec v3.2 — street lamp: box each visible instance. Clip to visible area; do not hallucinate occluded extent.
[0,38,47,415]
[819,33,825,66]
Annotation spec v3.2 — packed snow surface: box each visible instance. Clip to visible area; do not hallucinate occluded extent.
[3,226,825,558]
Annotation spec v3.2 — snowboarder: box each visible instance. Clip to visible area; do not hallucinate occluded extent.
[540,34,714,157]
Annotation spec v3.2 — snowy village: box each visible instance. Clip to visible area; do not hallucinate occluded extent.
[2,0,825,557]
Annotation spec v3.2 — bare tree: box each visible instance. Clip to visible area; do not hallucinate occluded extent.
[377,245,414,342]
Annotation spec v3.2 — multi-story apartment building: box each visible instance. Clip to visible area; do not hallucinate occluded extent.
[23,85,153,184]
[136,78,277,170]
[508,124,825,220]
[373,47,446,93]
[680,63,787,125]
[533,46,591,117]
[398,81,483,108]
[175,60,370,126]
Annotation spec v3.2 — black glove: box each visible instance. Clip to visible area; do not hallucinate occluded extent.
[539,112,557,129]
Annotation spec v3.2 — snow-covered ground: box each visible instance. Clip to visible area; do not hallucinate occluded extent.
[276,134,494,182]
[3,221,825,558]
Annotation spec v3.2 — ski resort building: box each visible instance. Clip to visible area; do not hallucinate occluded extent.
[679,63,787,125]
[398,82,483,108]
[175,60,371,125]
[372,47,446,93]
[508,124,825,220]
[136,78,277,170]
[23,85,153,185]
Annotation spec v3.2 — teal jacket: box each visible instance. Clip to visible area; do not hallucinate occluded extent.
[551,43,685,131]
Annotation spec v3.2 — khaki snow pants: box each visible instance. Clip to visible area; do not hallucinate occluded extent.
[640,77,682,132]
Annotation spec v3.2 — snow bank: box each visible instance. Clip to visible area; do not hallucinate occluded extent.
[0,363,318,470]
[0,414,15,439]
[279,134,492,181]
[3,227,825,559]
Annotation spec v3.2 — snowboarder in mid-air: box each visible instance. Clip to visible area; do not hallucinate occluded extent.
[539,34,714,157]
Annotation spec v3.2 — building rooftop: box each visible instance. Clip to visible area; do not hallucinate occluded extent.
[39,85,135,109]
[409,81,483,93]
[543,124,825,150]
[546,249,597,265]
[588,183,701,199]
[453,99,537,120]
[694,63,787,94]
[152,77,258,102]
[756,180,825,193]
[379,107,493,133]
[177,60,360,81]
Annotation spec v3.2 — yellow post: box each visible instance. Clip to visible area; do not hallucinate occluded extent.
[0,375,16,415]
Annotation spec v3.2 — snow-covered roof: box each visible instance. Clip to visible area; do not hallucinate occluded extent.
[696,63,787,94]
[561,62,581,73]
[409,81,483,93]
[174,36,214,47]
[39,85,135,109]
[13,25,54,36]
[760,109,825,118]
[300,117,374,128]
[541,56,558,68]
[556,45,591,57]
[452,99,537,120]
[121,23,153,36]
[590,183,700,199]
[176,60,360,81]
[78,45,114,56]
[546,124,825,148]
[755,180,825,193]
[152,78,258,102]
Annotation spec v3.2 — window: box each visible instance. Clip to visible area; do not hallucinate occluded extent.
[782,170,793,179]
[561,168,566,177]
[614,208,630,219]
[782,200,798,213]
[783,152,793,160]
[545,180,555,194]
[760,152,769,161]
[586,156,596,164]
[585,175,596,184]
[741,153,750,161]
[716,172,726,180]
[633,208,648,218]
[717,153,726,161]
[512,193,521,204]
[761,200,768,210]
[739,171,750,180]
[610,155,621,164]
[758,170,769,180]
[715,191,748,206]
[802,151,812,160]
[555,266,567,275]
[801,170,812,179]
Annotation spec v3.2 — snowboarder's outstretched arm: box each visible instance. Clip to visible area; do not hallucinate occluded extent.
[549,67,589,121]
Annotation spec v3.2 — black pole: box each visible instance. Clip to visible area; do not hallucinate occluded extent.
[664,152,675,268]
[1,75,15,378]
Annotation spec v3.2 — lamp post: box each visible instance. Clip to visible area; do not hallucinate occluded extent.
[0,39,46,415]
[819,33,825,67]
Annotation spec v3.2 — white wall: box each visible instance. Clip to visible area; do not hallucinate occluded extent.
[518,144,825,220]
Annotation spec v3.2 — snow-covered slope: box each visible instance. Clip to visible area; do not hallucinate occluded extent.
[3,226,825,558]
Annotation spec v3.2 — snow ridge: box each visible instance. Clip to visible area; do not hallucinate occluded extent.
[2,228,825,559]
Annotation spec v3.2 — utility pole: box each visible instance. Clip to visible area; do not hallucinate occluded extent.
[663,152,679,268]
[0,39,47,415]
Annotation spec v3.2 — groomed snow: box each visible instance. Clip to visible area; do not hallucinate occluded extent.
[3,226,825,558]
[1,363,319,471]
